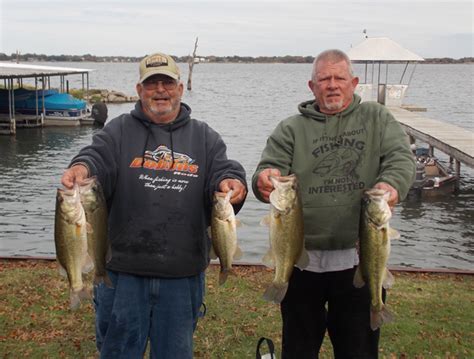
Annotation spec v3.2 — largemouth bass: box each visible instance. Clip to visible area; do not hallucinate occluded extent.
[210,190,242,285]
[354,188,396,330]
[54,184,92,309]
[79,177,112,287]
[262,174,308,303]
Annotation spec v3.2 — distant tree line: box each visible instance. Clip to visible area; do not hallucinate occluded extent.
[0,52,472,64]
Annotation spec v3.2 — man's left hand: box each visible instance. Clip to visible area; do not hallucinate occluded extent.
[374,182,399,209]
[218,179,247,204]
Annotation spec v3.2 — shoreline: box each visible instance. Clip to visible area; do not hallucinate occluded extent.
[2,256,473,276]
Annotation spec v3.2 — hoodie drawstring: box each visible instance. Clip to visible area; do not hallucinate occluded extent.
[141,123,175,169]
[324,113,344,146]
[169,124,175,166]
[335,113,343,145]
[142,124,152,167]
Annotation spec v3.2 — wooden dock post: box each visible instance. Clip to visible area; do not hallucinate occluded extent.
[0,117,16,135]
[0,78,17,135]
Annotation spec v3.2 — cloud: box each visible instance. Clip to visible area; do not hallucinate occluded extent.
[1,0,472,57]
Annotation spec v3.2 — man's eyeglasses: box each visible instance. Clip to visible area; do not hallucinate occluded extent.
[142,78,178,91]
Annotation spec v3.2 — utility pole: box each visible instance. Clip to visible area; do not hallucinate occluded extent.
[187,37,199,91]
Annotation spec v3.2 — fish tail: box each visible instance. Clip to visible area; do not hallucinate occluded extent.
[103,273,114,288]
[219,269,231,286]
[69,286,92,310]
[70,291,81,310]
[263,283,289,304]
[370,305,394,330]
[94,273,114,288]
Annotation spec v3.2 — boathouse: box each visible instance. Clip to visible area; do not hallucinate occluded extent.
[0,63,93,134]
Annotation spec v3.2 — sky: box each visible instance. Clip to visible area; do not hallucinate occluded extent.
[0,0,472,59]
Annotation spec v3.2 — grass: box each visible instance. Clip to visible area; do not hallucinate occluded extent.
[0,260,473,358]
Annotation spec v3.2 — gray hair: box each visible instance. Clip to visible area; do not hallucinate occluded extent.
[311,49,354,81]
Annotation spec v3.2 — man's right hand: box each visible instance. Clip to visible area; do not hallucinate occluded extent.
[61,164,89,189]
[255,168,281,202]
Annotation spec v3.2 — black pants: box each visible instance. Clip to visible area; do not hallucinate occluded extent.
[281,267,383,359]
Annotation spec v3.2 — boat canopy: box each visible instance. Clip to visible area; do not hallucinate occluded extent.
[0,63,93,79]
[347,37,424,62]
[0,63,93,129]
[347,37,424,105]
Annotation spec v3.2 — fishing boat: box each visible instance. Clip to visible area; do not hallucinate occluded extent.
[0,88,89,126]
[409,148,457,198]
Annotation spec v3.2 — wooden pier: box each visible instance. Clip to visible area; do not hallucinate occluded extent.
[389,106,474,178]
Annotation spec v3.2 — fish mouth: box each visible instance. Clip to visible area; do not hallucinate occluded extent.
[364,188,389,198]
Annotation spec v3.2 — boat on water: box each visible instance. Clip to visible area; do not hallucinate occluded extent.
[0,88,90,126]
[409,148,457,198]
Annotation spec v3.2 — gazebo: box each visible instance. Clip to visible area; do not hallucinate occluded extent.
[347,37,424,106]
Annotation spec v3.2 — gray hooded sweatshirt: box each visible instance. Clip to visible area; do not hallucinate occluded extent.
[71,102,247,277]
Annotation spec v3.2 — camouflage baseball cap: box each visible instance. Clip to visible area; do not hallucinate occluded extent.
[139,53,180,82]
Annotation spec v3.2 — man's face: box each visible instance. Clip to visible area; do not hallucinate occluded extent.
[136,74,184,123]
[308,60,359,115]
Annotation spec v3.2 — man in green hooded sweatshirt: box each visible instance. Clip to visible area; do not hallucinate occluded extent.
[252,49,415,358]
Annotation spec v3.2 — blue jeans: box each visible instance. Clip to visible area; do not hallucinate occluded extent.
[93,270,205,359]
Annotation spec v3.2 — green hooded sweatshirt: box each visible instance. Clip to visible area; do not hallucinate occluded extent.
[252,94,415,250]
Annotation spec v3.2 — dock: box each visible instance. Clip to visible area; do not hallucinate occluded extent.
[389,106,474,178]
[0,63,93,135]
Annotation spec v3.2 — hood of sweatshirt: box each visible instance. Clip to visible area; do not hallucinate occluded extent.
[130,101,192,165]
[298,94,362,121]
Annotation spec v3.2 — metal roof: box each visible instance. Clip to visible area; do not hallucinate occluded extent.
[347,37,424,62]
[0,63,94,79]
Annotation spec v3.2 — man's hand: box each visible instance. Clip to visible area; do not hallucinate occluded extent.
[218,178,247,204]
[374,182,398,209]
[255,168,281,203]
[61,164,89,189]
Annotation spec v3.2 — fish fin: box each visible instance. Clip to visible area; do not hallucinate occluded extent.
[353,266,365,288]
[207,226,212,239]
[235,218,242,227]
[209,245,218,260]
[382,268,395,289]
[75,223,84,237]
[82,253,95,274]
[370,306,394,330]
[86,222,93,234]
[388,227,400,240]
[219,269,231,286]
[260,215,271,227]
[93,275,102,286]
[58,265,67,277]
[296,249,310,269]
[263,283,288,303]
[262,250,274,268]
[80,286,92,300]
[233,246,243,260]
[105,244,112,263]
[103,273,114,288]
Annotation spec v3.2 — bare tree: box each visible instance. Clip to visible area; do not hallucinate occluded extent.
[187,37,199,91]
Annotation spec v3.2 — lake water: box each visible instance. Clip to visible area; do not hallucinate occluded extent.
[0,62,473,270]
